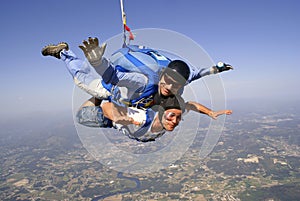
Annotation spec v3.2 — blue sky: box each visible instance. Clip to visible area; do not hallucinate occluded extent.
[0,0,299,118]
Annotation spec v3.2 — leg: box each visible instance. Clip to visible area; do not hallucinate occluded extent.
[76,97,113,128]
[60,49,111,99]
[42,43,111,99]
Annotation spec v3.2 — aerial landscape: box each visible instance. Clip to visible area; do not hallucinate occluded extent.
[1,101,299,201]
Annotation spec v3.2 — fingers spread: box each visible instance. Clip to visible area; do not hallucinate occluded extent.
[88,37,94,45]
[226,110,233,115]
[78,45,85,51]
[87,37,99,47]
[82,40,89,47]
[100,43,107,53]
[94,37,99,46]
[225,64,234,70]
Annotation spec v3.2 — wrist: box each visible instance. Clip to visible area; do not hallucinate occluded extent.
[211,66,219,74]
[208,111,214,116]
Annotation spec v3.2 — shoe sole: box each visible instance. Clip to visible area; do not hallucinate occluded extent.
[41,42,69,58]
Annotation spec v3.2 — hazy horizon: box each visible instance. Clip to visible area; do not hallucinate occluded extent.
[1,0,299,120]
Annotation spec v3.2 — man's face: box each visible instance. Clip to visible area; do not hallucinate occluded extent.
[161,108,182,131]
[159,74,183,96]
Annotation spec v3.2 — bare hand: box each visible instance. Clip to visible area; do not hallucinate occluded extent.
[209,110,233,120]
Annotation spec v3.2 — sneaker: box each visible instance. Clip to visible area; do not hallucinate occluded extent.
[41,42,69,59]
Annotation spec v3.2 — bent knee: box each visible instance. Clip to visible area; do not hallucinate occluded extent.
[76,106,100,127]
[76,106,112,128]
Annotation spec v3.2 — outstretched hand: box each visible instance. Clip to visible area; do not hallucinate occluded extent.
[209,110,233,120]
[215,62,234,72]
[79,37,107,67]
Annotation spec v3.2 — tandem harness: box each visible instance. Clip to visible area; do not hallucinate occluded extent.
[102,45,171,109]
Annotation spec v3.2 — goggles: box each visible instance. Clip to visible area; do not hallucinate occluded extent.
[164,111,182,122]
[160,74,183,89]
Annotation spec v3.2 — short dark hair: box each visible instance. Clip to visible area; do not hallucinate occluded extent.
[153,94,186,121]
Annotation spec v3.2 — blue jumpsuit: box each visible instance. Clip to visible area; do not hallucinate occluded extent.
[60,45,214,108]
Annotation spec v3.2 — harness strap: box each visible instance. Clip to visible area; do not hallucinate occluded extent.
[108,45,171,109]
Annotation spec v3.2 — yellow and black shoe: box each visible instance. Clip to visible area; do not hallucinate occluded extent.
[41,42,69,59]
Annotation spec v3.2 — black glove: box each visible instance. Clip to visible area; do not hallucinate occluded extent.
[79,37,107,67]
[214,62,233,72]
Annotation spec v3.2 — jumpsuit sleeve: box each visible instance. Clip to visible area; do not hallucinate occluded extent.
[187,64,215,83]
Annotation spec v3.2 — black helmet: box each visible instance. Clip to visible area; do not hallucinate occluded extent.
[162,60,190,85]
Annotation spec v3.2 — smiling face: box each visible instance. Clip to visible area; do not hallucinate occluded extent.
[159,74,183,96]
[160,108,182,131]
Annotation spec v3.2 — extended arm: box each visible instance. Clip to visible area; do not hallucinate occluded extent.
[185,101,232,120]
[188,62,233,83]
[101,102,141,125]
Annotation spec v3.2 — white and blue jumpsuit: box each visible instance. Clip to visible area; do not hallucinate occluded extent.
[61,45,214,108]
